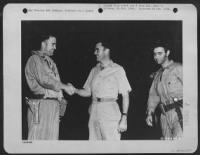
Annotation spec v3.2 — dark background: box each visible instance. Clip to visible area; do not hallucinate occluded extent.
[21,21,182,140]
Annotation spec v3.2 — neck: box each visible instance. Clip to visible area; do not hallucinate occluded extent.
[100,58,111,67]
[161,59,171,68]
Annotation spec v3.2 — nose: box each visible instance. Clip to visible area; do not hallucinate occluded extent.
[154,54,159,59]
[94,50,97,55]
[54,45,56,50]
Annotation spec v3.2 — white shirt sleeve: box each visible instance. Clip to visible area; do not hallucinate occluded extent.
[116,67,132,95]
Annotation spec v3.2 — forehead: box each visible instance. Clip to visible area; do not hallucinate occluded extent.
[153,46,165,53]
[95,42,103,49]
[47,37,56,43]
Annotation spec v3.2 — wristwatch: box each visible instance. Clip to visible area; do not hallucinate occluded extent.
[122,113,127,116]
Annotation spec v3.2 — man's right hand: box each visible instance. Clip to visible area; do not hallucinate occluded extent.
[63,83,75,95]
[146,115,153,127]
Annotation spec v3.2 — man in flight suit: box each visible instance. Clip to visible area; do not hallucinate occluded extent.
[25,34,73,140]
[146,41,183,140]
[70,42,132,140]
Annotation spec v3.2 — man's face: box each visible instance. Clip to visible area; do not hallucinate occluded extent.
[43,37,56,56]
[94,42,106,62]
[153,47,169,65]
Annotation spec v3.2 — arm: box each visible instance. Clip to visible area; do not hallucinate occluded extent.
[74,88,91,97]
[116,67,131,133]
[28,55,72,94]
[118,92,129,133]
[146,79,160,126]
[31,55,63,91]
[72,68,94,97]
[175,64,183,84]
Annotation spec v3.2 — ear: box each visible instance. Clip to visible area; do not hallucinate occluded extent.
[104,48,110,55]
[166,50,170,57]
[41,41,46,49]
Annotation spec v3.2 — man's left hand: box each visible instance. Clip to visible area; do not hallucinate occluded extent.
[117,116,127,133]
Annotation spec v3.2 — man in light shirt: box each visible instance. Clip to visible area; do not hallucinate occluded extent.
[70,42,132,140]
[25,34,73,140]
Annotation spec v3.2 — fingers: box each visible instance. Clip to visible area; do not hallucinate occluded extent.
[118,127,127,133]
[117,123,127,133]
[67,86,75,95]
[146,116,153,126]
[63,83,76,95]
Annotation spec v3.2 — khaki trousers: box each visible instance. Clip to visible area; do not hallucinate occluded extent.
[88,101,121,140]
[160,109,183,140]
[27,99,60,140]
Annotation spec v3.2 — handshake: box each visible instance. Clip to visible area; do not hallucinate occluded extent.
[62,83,76,95]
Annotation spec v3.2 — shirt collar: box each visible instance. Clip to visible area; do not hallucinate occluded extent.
[162,60,174,70]
[98,60,114,69]
[32,50,45,57]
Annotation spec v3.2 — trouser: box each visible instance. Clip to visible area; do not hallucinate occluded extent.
[27,99,60,140]
[160,109,182,140]
[88,101,121,140]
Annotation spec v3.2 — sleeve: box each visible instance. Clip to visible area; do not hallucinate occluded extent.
[83,68,94,93]
[175,64,183,84]
[116,67,132,95]
[30,55,62,92]
[147,79,160,113]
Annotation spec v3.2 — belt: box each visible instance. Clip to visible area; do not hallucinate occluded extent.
[159,99,183,129]
[93,97,117,102]
[27,94,59,100]
[159,100,183,113]
[45,97,59,100]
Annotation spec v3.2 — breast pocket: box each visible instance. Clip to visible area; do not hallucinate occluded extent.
[166,76,182,94]
[104,77,117,90]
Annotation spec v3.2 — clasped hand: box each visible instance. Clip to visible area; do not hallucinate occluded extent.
[63,83,76,95]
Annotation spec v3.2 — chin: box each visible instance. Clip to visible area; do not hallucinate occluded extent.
[155,60,161,64]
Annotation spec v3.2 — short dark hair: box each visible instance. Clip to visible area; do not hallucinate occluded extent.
[152,40,170,53]
[32,34,55,50]
[96,39,112,51]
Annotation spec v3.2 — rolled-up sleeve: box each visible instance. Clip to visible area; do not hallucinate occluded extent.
[116,67,132,95]
[30,55,62,92]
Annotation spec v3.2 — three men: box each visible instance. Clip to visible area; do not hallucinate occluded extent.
[70,42,132,140]
[25,35,183,140]
[146,41,183,140]
[25,34,73,140]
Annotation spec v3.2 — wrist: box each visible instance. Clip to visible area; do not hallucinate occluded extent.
[122,113,128,116]
[121,113,127,119]
[147,111,153,116]
[60,83,66,90]
[74,88,78,94]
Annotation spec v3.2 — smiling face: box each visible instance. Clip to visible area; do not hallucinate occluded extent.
[42,36,56,56]
[153,46,170,65]
[94,42,107,62]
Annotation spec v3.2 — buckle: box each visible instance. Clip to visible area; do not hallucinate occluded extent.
[97,98,101,102]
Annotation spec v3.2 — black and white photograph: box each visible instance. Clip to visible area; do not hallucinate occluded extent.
[22,20,182,141]
[3,3,198,153]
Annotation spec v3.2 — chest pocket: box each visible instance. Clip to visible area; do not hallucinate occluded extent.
[103,76,117,90]
[166,74,182,92]
[44,62,56,77]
